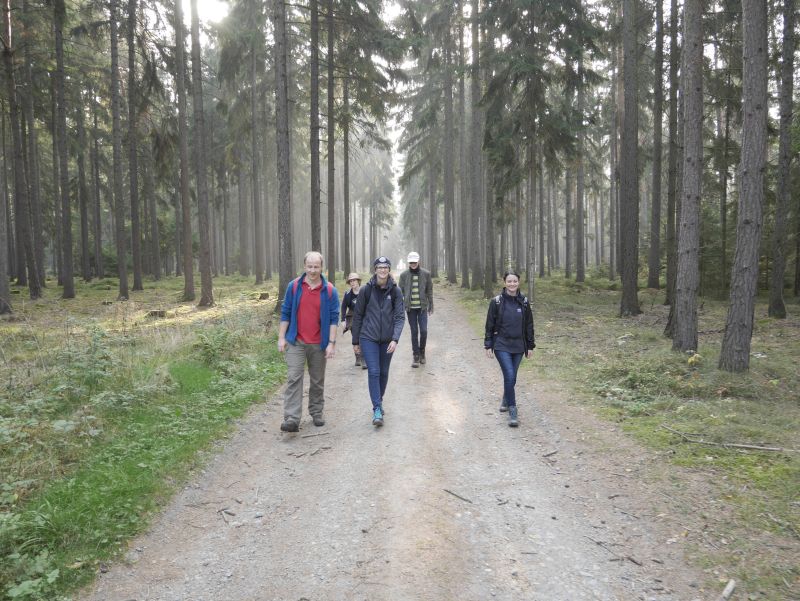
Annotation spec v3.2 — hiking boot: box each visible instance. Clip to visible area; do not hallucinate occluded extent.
[419,350,426,364]
[372,407,384,427]
[280,420,299,433]
[312,414,325,427]
[355,356,361,367]
[508,406,519,427]
[499,399,509,413]
[412,354,420,368]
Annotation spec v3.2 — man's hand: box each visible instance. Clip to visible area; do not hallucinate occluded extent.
[325,343,336,359]
[278,338,288,353]
[387,341,398,354]
[428,308,433,316]
[353,344,360,355]
[485,348,494,358]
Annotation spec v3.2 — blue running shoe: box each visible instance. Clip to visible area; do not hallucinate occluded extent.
[372,407,384,427]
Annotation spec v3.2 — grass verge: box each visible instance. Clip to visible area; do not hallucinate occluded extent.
[451,272,799,599]
[1,276,285,600]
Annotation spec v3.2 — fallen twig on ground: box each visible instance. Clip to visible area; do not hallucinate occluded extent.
[660,425,800,453]
[443,489,473,504]
[301,431,330,439]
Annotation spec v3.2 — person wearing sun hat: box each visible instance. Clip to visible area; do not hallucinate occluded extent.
[341,272,366,368]
[351,256,405,427]
[399,251,433,367]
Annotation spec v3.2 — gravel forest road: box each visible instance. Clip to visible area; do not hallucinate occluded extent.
[81,288,705,601]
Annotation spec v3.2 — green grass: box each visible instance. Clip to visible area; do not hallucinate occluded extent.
[0,275,285,600]
[452,272,800,599]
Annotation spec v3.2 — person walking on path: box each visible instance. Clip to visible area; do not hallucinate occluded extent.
[277,251,340,432]
[398,251,433,368]
[484,271,535,427]
[341,272,366,369]
[351,256,405,427]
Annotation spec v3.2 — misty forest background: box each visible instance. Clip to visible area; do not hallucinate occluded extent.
[1,0,799,369]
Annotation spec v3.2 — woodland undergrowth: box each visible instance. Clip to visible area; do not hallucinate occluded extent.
[0,275,284,600]
[457,271,799,600]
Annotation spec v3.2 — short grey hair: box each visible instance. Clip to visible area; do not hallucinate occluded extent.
[304,251,324,267]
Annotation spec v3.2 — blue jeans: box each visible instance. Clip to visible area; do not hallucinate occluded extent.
[407,309,428,355]
[495,350,524,407]
[360,339,394,410]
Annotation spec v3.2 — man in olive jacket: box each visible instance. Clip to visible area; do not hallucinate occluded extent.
[398,251,433,367]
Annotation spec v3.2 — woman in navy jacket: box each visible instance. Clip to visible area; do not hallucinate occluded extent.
[484,271,535,427]
[351,256,405,427]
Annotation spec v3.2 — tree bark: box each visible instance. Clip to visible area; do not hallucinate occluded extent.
[470,0,483,290]
[127,0,142,291]
[767,0,794,318]
[576,64,585,283]
[647,0,664,289]
[672,0,703,351]
[110,0,129,299]
[92,94,104,278]
[274,0,294,295]
[665,0,679,305]
[619,0,641,316]
[54,0,74,298]
[326,0,336,282]
[443,9,456,283]
[458,0,469,288]
[76,96,91,282]
[719,0,767,371]
[3,0,40,299]
[342,77,351,277]
[174,0,193,299]
[250,46,264,284]
[310,0,321,252]
[190,0,213,306]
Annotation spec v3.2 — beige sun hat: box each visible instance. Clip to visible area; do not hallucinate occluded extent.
[346,272,361,283]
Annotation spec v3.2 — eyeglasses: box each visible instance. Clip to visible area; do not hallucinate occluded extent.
[375,265,390,269]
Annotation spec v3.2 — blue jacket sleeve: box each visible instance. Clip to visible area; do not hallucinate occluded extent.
[280,281,294,322]
[329,287,340,327]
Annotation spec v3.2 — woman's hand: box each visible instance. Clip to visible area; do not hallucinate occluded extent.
[485,348,493,358]
[387,341,398,353]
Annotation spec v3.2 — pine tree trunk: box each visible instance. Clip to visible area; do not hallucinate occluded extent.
[190,0,213,306]
[619,0,641,316]
[91,97,104,278]
[443,9,456,283]
[672,0,703,350]
[719,0,767,371]
[310,0,321,252]
[237,164,250,276]
[608,58,617,280]
[458,0,469,288]
[469,0,483,290]
[526,142,535,300]
[76,97,91,281]
[768,0,794,318]
[111,0,128,299]
[576,65,585,283]
[22,0,44,285]
[665,0,679,305]
[565,167,572,280]
[251,46,264,284]
[274,0,294,295]
[174,0,193,300]
[342,78,351,277]
[0,106,9,311]
[55,0,74,298]
[647,0,664,289]
[4,0,40,298]
[146,151,160,279]
[538,152,545,278]
[127,0,142,291]
[326,0,336,282]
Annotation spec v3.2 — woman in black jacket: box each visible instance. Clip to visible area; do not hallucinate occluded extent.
[484,271,535,427]
[351,256,405,427]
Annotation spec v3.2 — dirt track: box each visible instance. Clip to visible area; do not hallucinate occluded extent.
[80,288,706,601]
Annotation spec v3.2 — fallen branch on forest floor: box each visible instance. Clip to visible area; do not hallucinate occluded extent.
[660,425,800,454]
[717,579,736,601]
[443,489,473,504]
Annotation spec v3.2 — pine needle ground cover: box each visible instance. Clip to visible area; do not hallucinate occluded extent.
[457,274,799,599]
[0,276,285,600]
